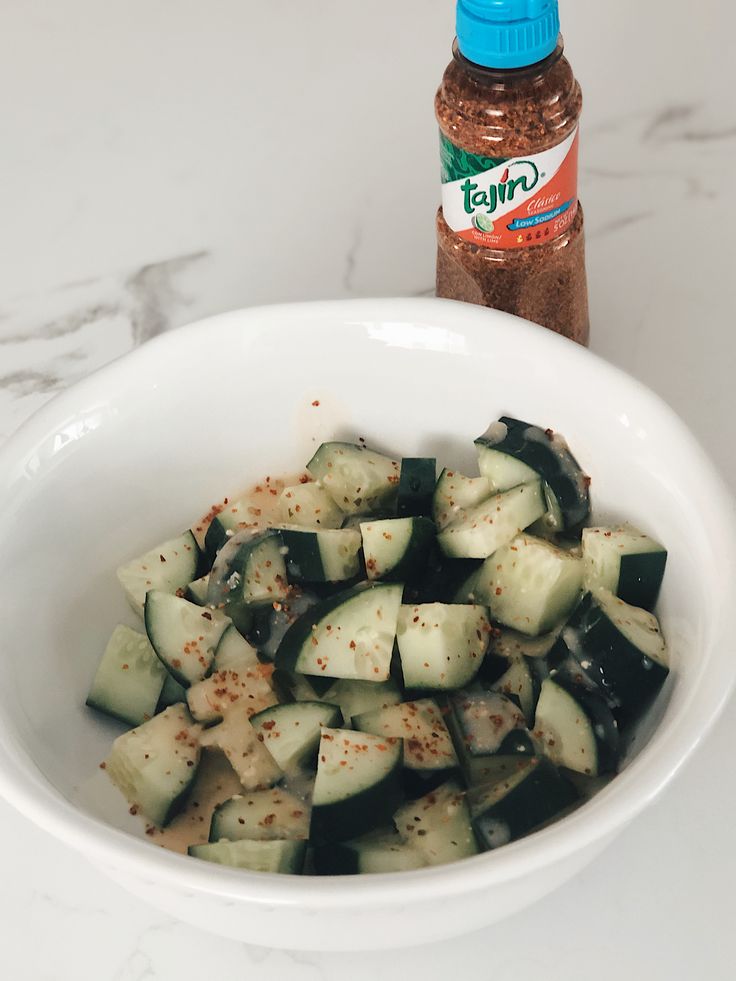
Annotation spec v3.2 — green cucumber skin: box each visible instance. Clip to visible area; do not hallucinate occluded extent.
[405,551,482,605]
[312,844,361,875]
[562,593,669,727]
[280,529,327,582]
[617,551,667,610]
[375,517,436,584]
[397,458,437,518]
[472,758,579,850]
[204,517,229,562]
[475,417,589,529]
[309,763,404,846]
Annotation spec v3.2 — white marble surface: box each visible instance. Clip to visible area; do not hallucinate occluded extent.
[1,0,734,976]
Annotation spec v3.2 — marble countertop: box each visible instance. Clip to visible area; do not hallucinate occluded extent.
[1,1,734,977]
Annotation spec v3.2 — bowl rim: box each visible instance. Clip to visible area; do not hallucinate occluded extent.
[0,296,734,907]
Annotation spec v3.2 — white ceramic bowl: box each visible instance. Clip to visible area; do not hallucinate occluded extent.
[0,298,734,951]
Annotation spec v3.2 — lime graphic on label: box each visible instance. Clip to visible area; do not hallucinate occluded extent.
[472,213,495,232]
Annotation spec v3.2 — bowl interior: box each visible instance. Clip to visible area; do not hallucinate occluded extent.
[0,298,732,872]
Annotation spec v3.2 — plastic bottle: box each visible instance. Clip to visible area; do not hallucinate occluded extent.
[435,0,589,344]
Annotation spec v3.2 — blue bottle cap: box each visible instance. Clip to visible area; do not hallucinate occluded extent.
[456,0,560,69]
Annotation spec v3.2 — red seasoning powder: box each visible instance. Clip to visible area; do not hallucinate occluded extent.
[435,2,589,345]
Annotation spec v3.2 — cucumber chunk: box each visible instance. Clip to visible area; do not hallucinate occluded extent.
[310,728,403,845]
[474,418,590,530]
[199,704,283,791]
[319,677,403,722]
[396,603,490,690]
[360,517,435,583]
[534,672,620,776]
[250,701,343,773]
[433,468,492,531]
[307,442,400,515]
[469,756,579,850]
[279,527,362,583]
[438,482,546,559]
[187,658,276,724]
[394,781,478,866]
[397,458,436,518]
[207,529,289,610]
[184,574,210,606]
[156,672,188,711]
[105,704,202,827]
[353,699,458,776]
[209,788,310,842]
[144,591,230,687]
[86,624,167,727]
[561,589,668,726]
[116,530,201,615]
[188,838,306,874]
[314,827,426,875]
[582,524,667,610]
[275,582,403,683]
[472,534,583,636]
[279,482,344,529]
[446,690,532,786]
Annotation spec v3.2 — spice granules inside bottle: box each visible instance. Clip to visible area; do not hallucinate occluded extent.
[435,1,590,345]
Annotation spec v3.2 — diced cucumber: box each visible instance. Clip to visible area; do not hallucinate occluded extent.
[491,626,561,660]
[469,756,579,850]
[184,574,210,606]
[438,482,546,559]
[313,828,426,875]
[207,529,289,611]
[561,589,668,726]
[250,701,343,773]
[533,672,620,776]
[209,788,310,842]
[394,781,478,866]
[433,468,492,531]
[279,482,344,529]
[472,534,583,636]
[474,418,590,530]
[360,517,435,583]
[353,699,458,779]
[490,654,546,725]
[116,530,201,615]
[582,524,667,610]
[157,672,188,711]
[310,728,403,845]
[247,588,320,661]
[397,458,436,518]
[105,704,202,827]
[213,623,260,671]
[188,838,306,874]
[396,603,489,690]
[476,424,538,491]
[275,582,403,683]
[279,527,362,583]
[199,705,283,791]
[86,624,167,727]
[321,677,402,722]
[202,498,260,560]
[187,659,276,724]
[144,591,230,687]
[446,690,532,786]
[307,442,400,514]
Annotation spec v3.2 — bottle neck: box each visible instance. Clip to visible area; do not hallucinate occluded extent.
[452,37,565,86]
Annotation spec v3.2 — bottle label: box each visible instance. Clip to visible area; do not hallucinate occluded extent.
[440,127,579,249]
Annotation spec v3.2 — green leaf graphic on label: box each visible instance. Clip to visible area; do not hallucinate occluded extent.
[472,214,495,232]
[439,132,506,184]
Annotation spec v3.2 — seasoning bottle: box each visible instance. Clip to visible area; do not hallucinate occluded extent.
[435,0,589,344]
